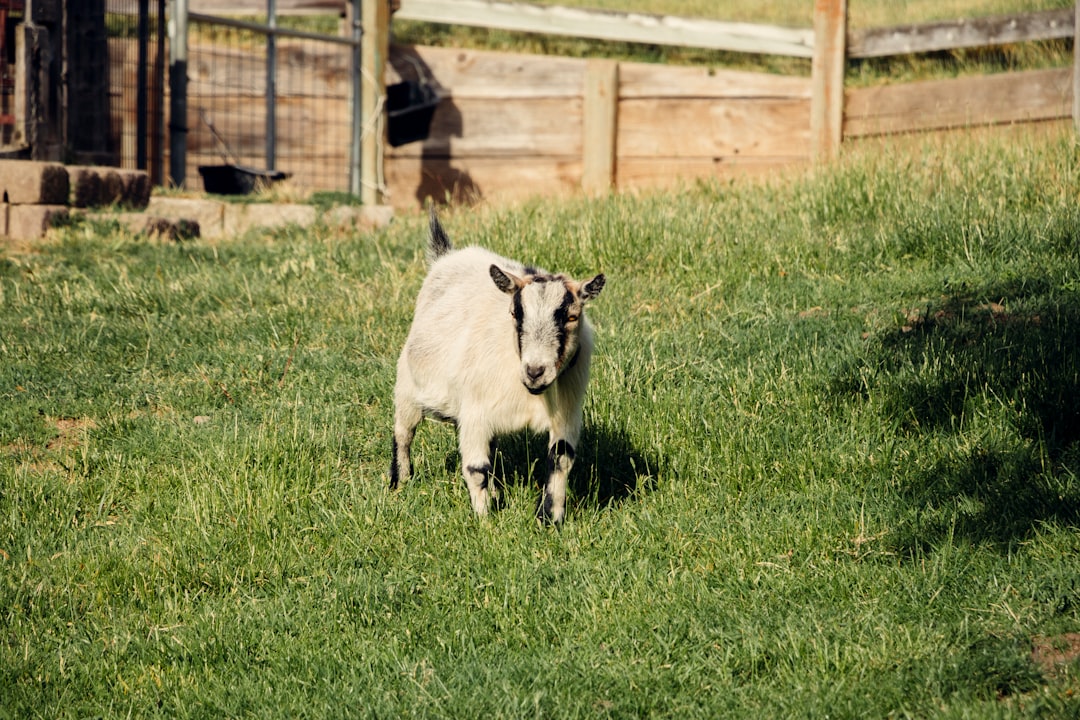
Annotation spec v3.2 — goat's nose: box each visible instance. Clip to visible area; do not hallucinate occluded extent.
[525,364,546,381]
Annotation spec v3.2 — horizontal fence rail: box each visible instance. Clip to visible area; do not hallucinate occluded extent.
[848,7,1074,58]
[395,0,815,58]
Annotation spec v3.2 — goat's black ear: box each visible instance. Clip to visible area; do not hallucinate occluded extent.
[580,273,606,301]
[490,264,522,294]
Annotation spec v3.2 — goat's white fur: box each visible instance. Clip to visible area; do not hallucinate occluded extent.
[391,209,605,523]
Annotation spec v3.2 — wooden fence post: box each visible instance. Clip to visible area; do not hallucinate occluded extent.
[582,59,619,195]
[583,59,617,194]
[811,0,847,162]
[1074,0,1080,133]
[361,0,390,205]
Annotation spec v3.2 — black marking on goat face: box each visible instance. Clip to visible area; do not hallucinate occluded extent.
[511,291,525,355]
[552,288,577,365]
[513,278,585,393]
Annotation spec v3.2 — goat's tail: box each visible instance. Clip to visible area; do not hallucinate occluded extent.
[427,204,452,264]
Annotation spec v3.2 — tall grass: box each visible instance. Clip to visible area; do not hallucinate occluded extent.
[2,126,1079,717]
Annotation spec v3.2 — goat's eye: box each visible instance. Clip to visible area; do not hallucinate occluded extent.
[566,313,579,323]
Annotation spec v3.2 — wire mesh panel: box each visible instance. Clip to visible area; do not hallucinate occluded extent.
[187,14,356,194]
[105,0,167,180]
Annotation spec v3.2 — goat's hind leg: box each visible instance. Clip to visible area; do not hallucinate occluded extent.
[390,401,421,490]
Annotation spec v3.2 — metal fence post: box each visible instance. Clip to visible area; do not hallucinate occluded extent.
[137,0,149,170]
[266,0,277,170]
[169,0,188,187]
[350,0,362,196]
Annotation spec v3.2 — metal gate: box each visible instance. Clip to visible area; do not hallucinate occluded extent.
[183,4,361,194]
[103,1,360,193]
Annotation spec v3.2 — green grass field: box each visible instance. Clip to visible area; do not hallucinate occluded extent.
[3,126,1080,717]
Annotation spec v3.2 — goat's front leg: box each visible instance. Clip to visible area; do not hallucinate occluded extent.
[538,437,576,524]
[459,426,495,516]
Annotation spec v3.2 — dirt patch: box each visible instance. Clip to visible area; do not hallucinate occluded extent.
[2,416,97,474]
[1032,633,1080,679]
[47,416,97,452]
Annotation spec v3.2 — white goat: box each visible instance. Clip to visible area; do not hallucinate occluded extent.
[391,207,606,523]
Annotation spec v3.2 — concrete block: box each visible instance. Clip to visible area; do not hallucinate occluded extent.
[70,166,104,208]
[0,203,8,236]
[143,217,200,241]
[119,170,151,209]
[326,204,394,231]
[7,204,68,240]
[223,203,317,237]
[0,160,69,204]
[146,197,225,238]
[109,213,200,241]
[69,166,151,209]
[101,170,125,205]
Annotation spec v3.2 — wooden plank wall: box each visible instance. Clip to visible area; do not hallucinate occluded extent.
[383,44,811,206]
[845,68,1073,137]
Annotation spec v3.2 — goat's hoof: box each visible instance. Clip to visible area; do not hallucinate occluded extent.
[535,497,564,526]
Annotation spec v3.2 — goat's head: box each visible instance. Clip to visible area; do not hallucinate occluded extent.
[490,264,605,394]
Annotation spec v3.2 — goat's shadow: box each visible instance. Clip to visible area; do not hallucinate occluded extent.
[389,45,482,206]
[442,422,661,514]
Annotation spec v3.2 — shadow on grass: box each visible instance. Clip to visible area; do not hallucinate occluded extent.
[477,422,660,514]
[832,278,1080,554]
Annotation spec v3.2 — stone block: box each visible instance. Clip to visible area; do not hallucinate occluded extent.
[70,166,104,208]
[119,170,151,209]
[6,204,68,240]
[69,166,151,209]
[223,203,317,237]
[0,160,69,204]
[326,204,395,231]
[101,170,126,205]
[146,197,225,238]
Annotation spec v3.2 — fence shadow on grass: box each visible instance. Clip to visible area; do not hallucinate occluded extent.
[481,422,660,514]
[832,277,1080,554]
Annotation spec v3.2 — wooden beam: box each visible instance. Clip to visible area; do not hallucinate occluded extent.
[849,8,1073,59]
[395,0,815,58]
[811,0,846,162]
[844,68,1071,137]
[582,59,618,196]
[361,0,389,205]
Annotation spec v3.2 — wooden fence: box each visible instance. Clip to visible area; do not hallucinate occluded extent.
[374,0,1078,206]
[105,1,1080,205]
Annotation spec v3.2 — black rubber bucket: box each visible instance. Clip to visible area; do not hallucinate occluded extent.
[198,164,290,195]
[387,81,440,147]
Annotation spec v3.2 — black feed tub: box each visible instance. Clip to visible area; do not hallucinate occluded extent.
[198,164,290,195]
[387,81,440,147]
